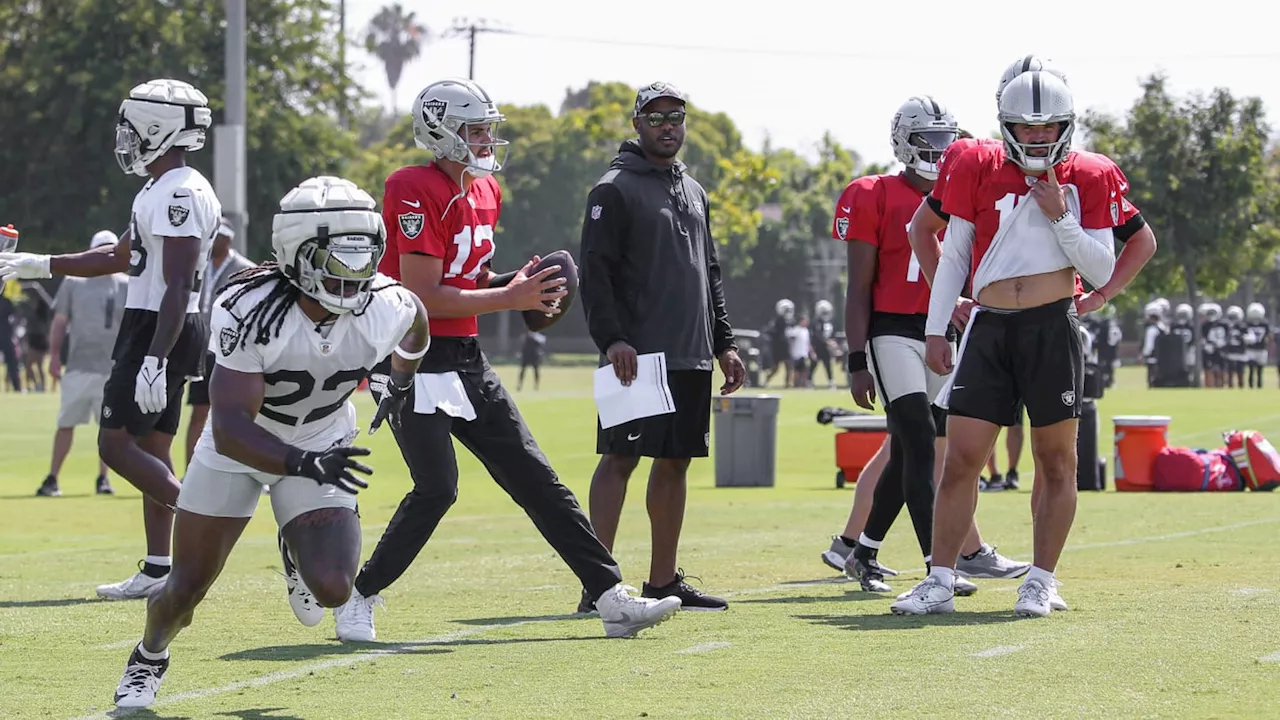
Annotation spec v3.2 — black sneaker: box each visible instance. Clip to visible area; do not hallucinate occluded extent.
[114,646,169,708]
[642,569,727,611]
[980,473,1006,492]
[576,587,597,615]
[96,475,115,495]
[36,475,60,497]
[1004,469,1020,491]
[847,545,893,593]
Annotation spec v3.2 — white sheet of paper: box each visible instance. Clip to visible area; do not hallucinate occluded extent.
[593,352,677,430]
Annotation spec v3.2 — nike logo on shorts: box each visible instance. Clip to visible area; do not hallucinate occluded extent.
[627,432,641,441]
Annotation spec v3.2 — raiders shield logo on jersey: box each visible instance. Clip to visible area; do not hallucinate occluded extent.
[168,204,190,227]
[398,212,424,240]
[421,98,448,126]
[219,326,240,357]
[835,217,850,240]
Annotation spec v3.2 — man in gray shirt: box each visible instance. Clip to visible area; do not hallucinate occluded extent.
[37,231,128,497]
[183,218,255,466]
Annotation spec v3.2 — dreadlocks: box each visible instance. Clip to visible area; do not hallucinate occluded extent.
[217,261,404,351]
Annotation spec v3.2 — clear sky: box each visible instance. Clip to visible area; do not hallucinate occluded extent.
[344,0,1280,168]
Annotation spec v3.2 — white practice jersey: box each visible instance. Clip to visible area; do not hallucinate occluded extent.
[193,273,418,474]
[126,166,222,313]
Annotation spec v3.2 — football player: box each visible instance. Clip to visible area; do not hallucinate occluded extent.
[902,68,1142,619]
[337,78,681,643]
[0,79,221,599]
[1200,303,1226,387]
[811,300,838,389]
[1244,302,1269,389]
[829,96,1027,600]
[1171,303,1197,383]
[110,176,429,709]
[1224,304,1247,388]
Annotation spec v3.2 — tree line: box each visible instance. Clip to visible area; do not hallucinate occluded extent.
[3,0,1278,347]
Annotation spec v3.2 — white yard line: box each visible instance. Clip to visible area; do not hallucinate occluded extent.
[675,642,732,655]
[970,645,1025,658]
[1258,651,1280,663]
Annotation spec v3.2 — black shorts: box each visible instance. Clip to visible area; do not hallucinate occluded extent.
[101,310,207,437]
[597,370,712,459]
[186,351,217,406]
[932,404,948,438]
[1204,352,1222,370]
[946,298,1083,429]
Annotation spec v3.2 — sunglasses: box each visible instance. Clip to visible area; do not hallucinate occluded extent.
[638,110,686,128]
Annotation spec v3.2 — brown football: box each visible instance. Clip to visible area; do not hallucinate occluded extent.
[522,249,578,332]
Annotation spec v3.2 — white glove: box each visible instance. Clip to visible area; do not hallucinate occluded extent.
[134,356,168,415]
[0,252,52,283]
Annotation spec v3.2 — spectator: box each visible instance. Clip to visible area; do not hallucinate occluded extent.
[518,329,546,391]
[786,315,813,388]
[0,281,20,392]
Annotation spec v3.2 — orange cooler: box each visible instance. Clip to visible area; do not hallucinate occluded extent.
[833,414,888,488]
[1113,415,1171,492]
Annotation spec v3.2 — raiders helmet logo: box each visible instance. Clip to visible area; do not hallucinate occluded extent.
[421,98,448,127]
[835,216,850,240]
[1061,390,1076,406]
[168,204,190,227]
[219,326,240,356]
[398,212,425,239]
[1109,201,1120,225]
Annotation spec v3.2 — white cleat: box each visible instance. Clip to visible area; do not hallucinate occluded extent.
[596,583,681,638]
[96,563,166,600]
[898,574,976,599]
[278,533,324,627]
[889,577,955,615]
[335,589,383,643]
[1048,580,1069,612]
[1014,578,1054,618]
[113,645,168,708]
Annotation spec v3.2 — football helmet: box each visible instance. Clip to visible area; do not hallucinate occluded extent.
[815,299,834,320]
[1247,302,1266,322]
[1144,302,1163,320]
[1226,305,1244,323]
[115,79,212,177]
[272,176,386,315]
[890,96,958,181]
[998,71,1075,172]
[776,299,795,319]
[1175,303,1194,322]
[996,55,1069,104]
[412,78,509,178]
[1199,303,1222,322]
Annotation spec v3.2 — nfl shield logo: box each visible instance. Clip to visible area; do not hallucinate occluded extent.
[1061,390,1076,406]
[1109,201,1119,225]
[398,212,425,239]
[168,204,190,227]
[320,341,333,355]
[835,217,850,240]
[421,98,448,126]
[590,205,602,220]
[219,326,240,357]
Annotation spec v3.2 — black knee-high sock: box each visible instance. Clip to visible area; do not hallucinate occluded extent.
[888,393,938,560]
[862,434,906,544]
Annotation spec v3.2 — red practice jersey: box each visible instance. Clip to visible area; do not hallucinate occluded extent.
[939,144,1137,292]
[380,162,501,337]
[832,172,933,315]
[929,137,1001,208]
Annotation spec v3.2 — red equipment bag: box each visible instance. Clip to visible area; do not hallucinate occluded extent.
[1224,430,1280,491]
[1151,447,1243,492]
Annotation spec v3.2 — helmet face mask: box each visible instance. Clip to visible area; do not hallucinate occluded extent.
[292,233,384,315]
[998,71,1075,172]
[413,78,510,178]
[891,96,958,181]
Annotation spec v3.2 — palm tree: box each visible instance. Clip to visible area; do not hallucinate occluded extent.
[365,3,429,114]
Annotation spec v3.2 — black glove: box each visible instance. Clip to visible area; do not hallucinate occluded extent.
[368,368,414,435]
[285,446,373,495]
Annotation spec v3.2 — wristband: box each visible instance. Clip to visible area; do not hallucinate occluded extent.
[1050,211,1071,225]
[393,340,429,360]
[849,351,868,372]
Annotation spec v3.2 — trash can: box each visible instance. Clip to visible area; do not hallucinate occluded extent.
[833,414,889,488]
[713,395,781,487]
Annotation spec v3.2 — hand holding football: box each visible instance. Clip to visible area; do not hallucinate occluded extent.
[520,250,578,331]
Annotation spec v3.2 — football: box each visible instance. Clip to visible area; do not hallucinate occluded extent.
[522,249,578,332]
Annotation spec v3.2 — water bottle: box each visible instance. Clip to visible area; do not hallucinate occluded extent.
[0,224,17,253]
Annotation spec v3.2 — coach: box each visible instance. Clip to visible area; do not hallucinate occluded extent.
[579,81,746,612]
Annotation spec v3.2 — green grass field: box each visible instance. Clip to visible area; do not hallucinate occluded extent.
[2,365,1278,719]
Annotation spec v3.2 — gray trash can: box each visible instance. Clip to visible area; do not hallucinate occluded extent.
[713,395,781,487]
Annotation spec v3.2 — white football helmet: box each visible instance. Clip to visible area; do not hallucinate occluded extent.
[1154,298,1171,315]
[996,55,1069,104]
[1199,303,1222,321]
[1247,302,1266,322]
[815,299,834,320]
[1144,302,1163,320]
[1175,303,1194,322]
[776,299,795,319]
[998,71,1075,172]
[1226,305,1245,323]
[115,79,212,177]
[890,96,958,181]
[412,78,509,178]
[272,176,386,315]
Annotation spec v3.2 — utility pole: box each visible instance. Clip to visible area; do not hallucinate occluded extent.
[338,0,347,130]
[442,17,511,80]
[216,0,248,256]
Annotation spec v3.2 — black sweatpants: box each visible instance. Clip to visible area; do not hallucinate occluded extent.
[354,337,622,599]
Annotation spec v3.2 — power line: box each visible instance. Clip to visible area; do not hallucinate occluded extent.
[441,17,513,80]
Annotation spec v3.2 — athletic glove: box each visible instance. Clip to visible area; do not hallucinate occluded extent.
[0,252,51,283]
[367,368,413,435]
[285,446,373,495]
[134,355,168,415]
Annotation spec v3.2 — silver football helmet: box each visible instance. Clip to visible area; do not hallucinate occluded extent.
[890,96,958,181]
[1175,303,1194,322]
[996,55,1069,104]
[1247,302,1266,322]
[998,70,1075,172]
[411,78,509,178]
[272,176,386,315]
[776,299,795,319]
[115,79,212,177]
[815,299,834,320]
[1199,302,1222,322]
[1226,305,1245,323]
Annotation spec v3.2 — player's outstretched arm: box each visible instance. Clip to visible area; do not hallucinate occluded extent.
[209,365,372,494]
[0,230,130,283]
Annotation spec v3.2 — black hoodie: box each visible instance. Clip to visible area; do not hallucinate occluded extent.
[578,139,735,371]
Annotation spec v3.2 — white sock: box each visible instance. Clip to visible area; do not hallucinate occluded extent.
[928,565,955,591]
[144,555,172,567]
[1027,565,1055,587]
[136,642,169,661]
[922,554,932,565]
[857,533,882,550]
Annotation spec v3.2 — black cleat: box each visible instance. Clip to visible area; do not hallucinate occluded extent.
[36,475,60,497]
[643,569,728,611]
